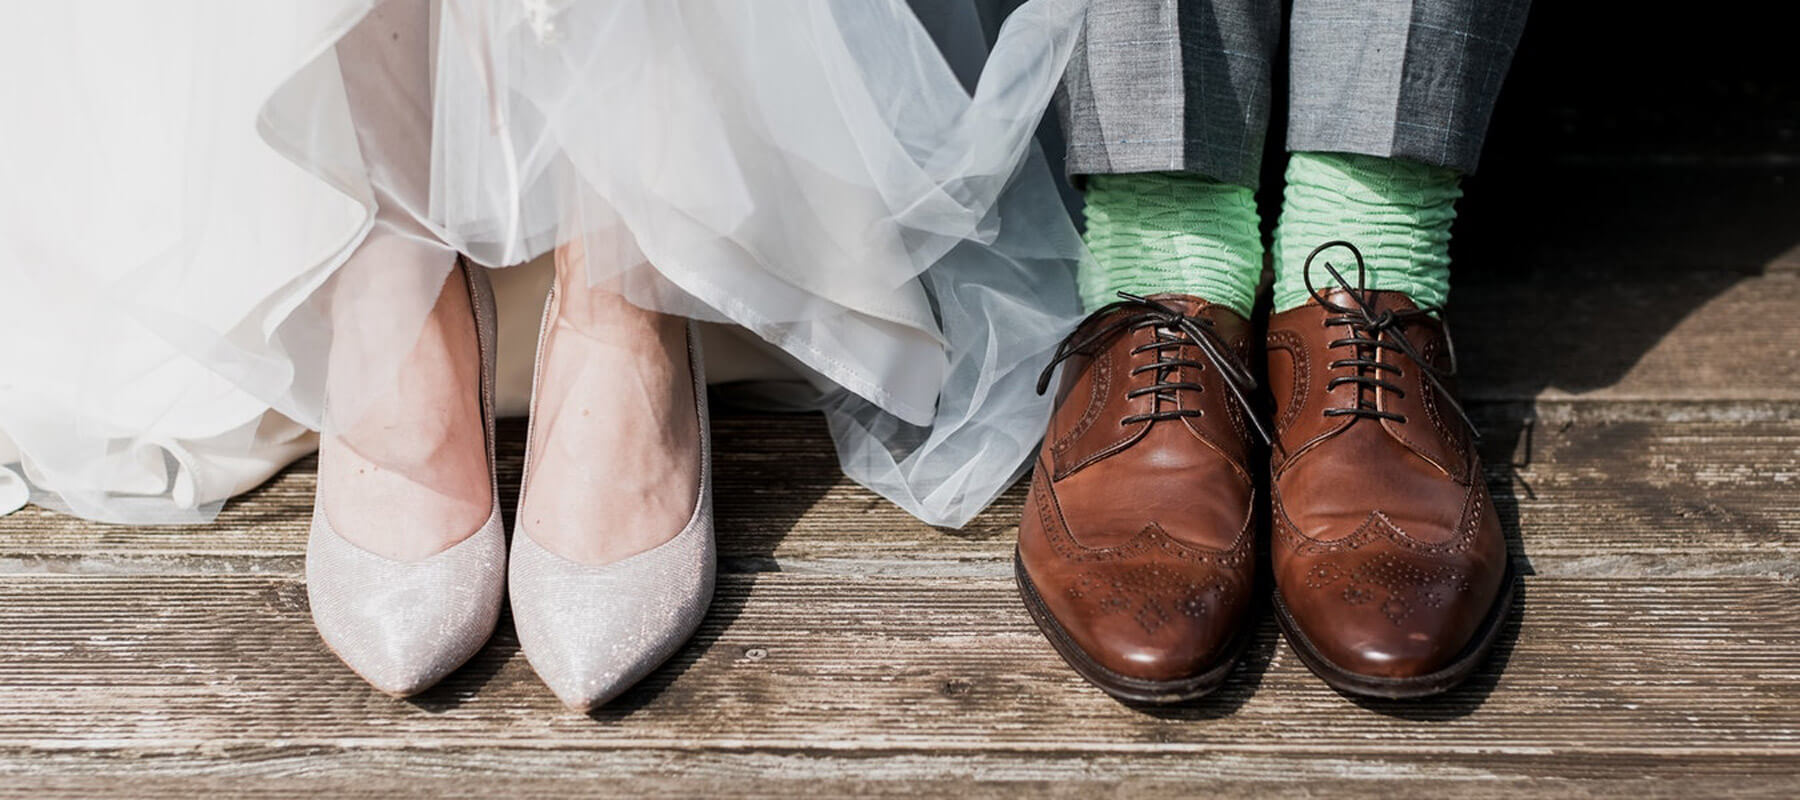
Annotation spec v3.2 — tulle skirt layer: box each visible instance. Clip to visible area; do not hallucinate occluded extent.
[0,0,1089,526]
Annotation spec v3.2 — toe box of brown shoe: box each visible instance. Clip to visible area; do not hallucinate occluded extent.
[1022,546,1253,682]
[1272,481,1508,679]
[1019,462,1256,683]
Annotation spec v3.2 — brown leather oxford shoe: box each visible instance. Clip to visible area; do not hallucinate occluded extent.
[1016,293,1267,703]
[1265,242,1515,698]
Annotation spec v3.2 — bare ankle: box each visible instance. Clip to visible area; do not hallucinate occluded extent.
[552,246,677,339]
[317,261,493,559]
[522,248,702,564]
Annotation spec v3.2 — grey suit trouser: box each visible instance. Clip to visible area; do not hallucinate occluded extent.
[1056,0,1531,187]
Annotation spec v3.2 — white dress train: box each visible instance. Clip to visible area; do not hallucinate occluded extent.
[0,0,1089,527]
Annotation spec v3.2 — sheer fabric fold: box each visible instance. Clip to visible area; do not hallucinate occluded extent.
[0,1,386,521]
[0,0,1089,527]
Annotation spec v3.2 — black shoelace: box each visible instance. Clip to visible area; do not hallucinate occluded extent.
[1037,293,1271,444]
[1302,240,1479,439]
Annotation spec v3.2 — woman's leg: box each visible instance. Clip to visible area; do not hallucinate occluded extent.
[314,0,488,560]
[305,0,506,700]
[516,237,699,565]
[316,249,488,560]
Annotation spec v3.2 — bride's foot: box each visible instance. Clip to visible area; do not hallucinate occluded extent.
[509,240,715,712]
[316,250,492,561]
[306,253,505,698]
[518,244,701,563]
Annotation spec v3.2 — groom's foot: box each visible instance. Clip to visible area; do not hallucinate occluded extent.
[1265,287,1513,698]
[1015,294,1262,703]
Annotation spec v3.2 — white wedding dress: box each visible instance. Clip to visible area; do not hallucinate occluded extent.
[0,0,1089,527]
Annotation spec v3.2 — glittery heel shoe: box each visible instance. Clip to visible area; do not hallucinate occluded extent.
[306,261,506,697]
[508,286,715,712]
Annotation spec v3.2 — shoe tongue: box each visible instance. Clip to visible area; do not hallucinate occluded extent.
[1140,293,1215,317]
[1315,288,1422,314]
[1136,293,1249,345]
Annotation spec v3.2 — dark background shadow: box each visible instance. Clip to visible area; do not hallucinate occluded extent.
[1435,4,1797,651]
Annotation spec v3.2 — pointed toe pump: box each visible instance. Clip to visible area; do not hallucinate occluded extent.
[509,508,714,711]
[508,287,715,712]
[306,262,506,697]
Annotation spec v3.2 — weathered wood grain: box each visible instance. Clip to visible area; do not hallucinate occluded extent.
[0,573,1793,794]
[4,411,1796,579]
[0,575,1792,751]
[1456,267,1800,403]
[1,756,1796,799]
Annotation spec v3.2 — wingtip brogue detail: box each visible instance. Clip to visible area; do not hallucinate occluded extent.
[1018,293,1263,702]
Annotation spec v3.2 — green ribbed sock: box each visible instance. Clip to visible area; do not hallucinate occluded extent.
[1078,172,1264,317]
[1271,152,1461,312]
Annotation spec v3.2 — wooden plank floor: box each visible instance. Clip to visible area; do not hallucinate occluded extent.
[3,218,1799,796]
[5,28,1800,792]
